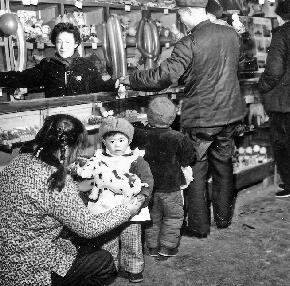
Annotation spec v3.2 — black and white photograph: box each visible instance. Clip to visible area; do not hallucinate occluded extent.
[1,0,290,285]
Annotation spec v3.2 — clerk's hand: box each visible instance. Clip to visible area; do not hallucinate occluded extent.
[115,78,120,89]
[119,75,130,86]
[248,103,269,126]
[124,197,143,217]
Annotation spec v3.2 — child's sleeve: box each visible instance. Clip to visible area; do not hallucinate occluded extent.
[130,157,154,207]
[178,134,196,167]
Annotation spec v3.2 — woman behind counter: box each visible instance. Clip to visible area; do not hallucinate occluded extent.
[0,114,142,286]
[0,22,117,98]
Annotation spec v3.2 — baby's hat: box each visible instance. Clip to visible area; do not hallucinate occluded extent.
[99,117,134,141]
[147,96,177,127]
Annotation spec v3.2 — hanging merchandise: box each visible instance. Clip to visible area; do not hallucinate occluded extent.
[136,11,160,69]
[0,13,18,36]
[102,14,127,79]
[0,10,27,72]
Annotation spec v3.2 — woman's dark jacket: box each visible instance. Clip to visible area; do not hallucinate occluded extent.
[130,20,246,128]
[258,22,290,113]
[0,55,116,98]
[131,123,196,193]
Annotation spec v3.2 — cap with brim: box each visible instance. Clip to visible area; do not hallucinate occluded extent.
[176,0,208,7]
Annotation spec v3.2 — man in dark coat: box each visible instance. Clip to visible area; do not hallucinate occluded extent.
[0,23,116,98]
[250,1,290,198]
[121,0,246,238]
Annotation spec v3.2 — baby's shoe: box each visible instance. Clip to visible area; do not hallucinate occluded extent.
[127,271,143,283]
[157,246,178,260]
[147,247,159,257]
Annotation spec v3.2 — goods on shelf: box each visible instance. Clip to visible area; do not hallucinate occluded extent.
[116,109,147,123]
[0,126,39,146]
[87,106,114,127]
[17,10,52,44]
[87,115,103,125]
[233,144,269,173]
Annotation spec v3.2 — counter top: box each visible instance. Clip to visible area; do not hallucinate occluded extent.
[0,87,184,115]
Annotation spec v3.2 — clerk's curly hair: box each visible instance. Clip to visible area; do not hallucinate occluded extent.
[50,22,82,46]
[21,114,88,192]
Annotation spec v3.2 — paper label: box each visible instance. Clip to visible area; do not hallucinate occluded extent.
[30,0,39,5]
[164,8,169,15]
[245,95,254,104]
[0,88,2,97]
[26,42,34,49]
[171,93,176,100]
[92,42,98,49]
[37,42,44,49]
[97,102,102,107]
[22,0,31,5]
[165,42,170,48]
[125,4,131,11]
[75,0,83,9]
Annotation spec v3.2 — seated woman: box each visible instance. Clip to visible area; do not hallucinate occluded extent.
[0,22,117,98]
[0,114,142,286]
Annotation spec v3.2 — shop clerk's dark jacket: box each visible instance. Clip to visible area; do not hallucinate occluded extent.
[0,53,116,98]
[130,20,247,128]
[258,21,290,113]
[131,123,196,193]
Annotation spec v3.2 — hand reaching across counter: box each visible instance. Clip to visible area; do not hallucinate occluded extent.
[119,76,130,86]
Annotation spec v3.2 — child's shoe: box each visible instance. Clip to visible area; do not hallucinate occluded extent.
[147,247,159,257]
[157,246,178,260]
[127,272,144,283]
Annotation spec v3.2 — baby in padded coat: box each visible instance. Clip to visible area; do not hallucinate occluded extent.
[77,117,154,283]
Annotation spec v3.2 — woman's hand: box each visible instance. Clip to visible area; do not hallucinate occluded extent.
[136,194,146,205]
[124,197,143,217]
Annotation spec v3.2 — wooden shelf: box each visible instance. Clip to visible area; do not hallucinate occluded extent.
[234,159,274,190]
[10,0,177,11]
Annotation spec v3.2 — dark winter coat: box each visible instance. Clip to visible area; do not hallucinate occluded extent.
[131,123,196,193]
[258,22,290,113]
[0,54,116,98]
[129,20,246,128]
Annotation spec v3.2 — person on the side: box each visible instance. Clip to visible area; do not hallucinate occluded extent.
[120,0,246,238]
[0,114,142,286]
[0,22,117,98]
[249,0,290,198]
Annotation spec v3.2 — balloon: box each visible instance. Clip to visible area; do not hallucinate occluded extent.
[0,13,18,36]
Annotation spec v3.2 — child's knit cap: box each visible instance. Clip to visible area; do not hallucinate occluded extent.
[99,117,134,142]
[147,96,177,127]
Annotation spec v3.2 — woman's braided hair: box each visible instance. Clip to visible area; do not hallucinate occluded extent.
[29,114,87,192]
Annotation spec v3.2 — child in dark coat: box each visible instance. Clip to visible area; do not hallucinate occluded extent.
[131,96,196,259]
